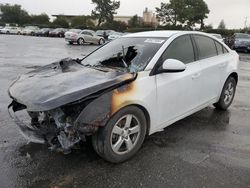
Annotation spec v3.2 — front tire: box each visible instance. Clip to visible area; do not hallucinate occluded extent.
[214,77,236,110]
[92,106,147,163]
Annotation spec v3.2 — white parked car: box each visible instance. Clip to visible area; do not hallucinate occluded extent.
[108,31,124,40]
[210,33,224,43]
[21,26,40,35]
[8,31,239,163]
[0,26,22,34]
[65,29,105,45]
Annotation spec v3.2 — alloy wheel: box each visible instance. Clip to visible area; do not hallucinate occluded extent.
[110,114,141,155]
[223,81,235,105]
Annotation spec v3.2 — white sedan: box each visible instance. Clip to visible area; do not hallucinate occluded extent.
[8,31,239,163]
[0,26,22,34]
[65,29,105,45]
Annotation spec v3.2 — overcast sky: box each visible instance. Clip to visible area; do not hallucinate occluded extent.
[1,0,250,29]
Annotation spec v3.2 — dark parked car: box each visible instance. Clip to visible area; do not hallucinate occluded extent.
[49,28,67,37]
[36,28,53,37]
[232,33,250,53]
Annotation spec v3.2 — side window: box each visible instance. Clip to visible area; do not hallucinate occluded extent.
[194,35,217,60]
[215,41,223,55]
[160,35,195,64]
[86,32,92,36]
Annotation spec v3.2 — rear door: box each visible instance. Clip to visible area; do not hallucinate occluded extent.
[193,35,223,104]
[155,35,202,126]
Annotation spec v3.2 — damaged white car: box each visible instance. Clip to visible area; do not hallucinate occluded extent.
[8,31,239,163]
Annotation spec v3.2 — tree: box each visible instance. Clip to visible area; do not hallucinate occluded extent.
[128,15,142,28]
[218,19,226,29]
[102,20,127,31]
[156,0,209,29]
[71,16,95,28]
[156,0,185,26]
[183,0,210,29]
[30,13,50,25]
[0,4,30,25]
[52,16,69,28]
[91,0,120,26]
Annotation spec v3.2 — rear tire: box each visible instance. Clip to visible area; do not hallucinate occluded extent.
[68,42,74,45]
[98,39,105,45]
[92,106,147,163]
[214,77,236,110]
[77,38,85,45]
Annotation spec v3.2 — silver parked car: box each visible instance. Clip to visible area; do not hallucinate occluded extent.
[65,30,105,45]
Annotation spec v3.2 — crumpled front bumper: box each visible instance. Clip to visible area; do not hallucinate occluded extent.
[8,104,45,144]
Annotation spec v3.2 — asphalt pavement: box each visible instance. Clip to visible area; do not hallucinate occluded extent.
[0,35,250,188]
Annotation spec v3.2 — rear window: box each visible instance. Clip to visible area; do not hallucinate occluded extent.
[194,35,217,60]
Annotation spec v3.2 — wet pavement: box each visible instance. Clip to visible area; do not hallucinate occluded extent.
[0,35,250,188]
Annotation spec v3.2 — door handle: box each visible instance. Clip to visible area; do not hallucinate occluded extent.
[192,73,201,79]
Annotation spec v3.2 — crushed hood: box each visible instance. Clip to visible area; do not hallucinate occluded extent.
[9,58,136,111]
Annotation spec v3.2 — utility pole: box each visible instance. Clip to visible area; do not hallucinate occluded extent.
[244,17,248,29]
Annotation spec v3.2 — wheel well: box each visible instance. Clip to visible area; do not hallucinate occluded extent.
[111,104,151,135]
[229,72,238,84]
[133,104,151,136]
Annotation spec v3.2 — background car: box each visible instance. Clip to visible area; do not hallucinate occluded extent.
[210,33,224,43]
[36,28,53,37]
[0,26,22,34]
[49,28,67,37]
[74,29,105,45]
[108,31,124,40]
[64,29,82,44]
[96,30,115,40]
[21,26,40,35]
[232,33,250,53]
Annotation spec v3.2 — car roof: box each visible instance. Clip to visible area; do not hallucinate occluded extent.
[123,30,211,38]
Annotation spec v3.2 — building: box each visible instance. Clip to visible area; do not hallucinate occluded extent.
[52,8,158,27]
[114,16,133,25]
[143,8,158,27]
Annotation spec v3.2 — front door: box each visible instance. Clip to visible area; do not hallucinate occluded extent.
[155,35,202,127]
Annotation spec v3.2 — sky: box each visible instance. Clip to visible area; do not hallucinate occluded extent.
[1,0,250,29]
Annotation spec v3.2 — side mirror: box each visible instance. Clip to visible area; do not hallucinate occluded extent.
[160,59,186,73]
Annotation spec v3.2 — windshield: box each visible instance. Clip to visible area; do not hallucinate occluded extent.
[81,37,167,72]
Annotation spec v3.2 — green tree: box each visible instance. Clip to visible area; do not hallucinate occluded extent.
[184,0,210,29]
[52,16,69,28]
[30,13,50,25]
[71,16,95,28]
[0,4,30,25]
[91,0,120,26]
[156,0,185,26]
[128,14,142,28]
[156,0,209,29]
[102,20,127,31]
[218,19,226,29]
